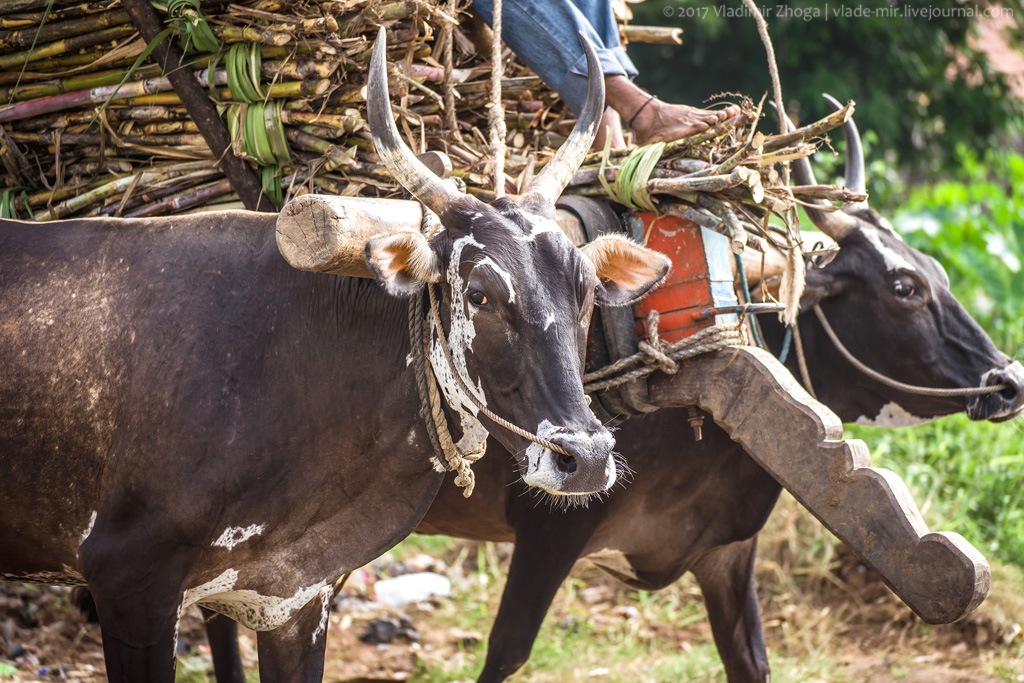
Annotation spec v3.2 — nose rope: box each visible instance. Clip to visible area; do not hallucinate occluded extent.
[812,304,1007,397]
[426,283,572,456]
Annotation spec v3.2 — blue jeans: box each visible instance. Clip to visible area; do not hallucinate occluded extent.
[471,0,637,115]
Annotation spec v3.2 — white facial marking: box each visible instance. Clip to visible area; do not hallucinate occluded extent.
[477,256,516,303]
[855,402,936,428]
[517,212,563,242]
[212,524,266,550]
[81,511,97,542]
[428,234,489,460]
[861,227,915,272]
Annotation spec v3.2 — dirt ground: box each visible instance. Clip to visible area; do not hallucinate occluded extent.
[1,541,1022,683]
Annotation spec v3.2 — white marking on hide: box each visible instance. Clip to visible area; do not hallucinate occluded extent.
[406,353,414,367]
[477,256,516,303]
[183,569,330,632]
[182,568,239,607]
[173,604,181,667]
[861,228,915,272]
[855,402,936,428]
[311,584,334,645]
[81,511,97,542]
[212,524,266,550]
[543,312,556,331]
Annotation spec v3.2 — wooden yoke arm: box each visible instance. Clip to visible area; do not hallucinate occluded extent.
[648,346,989,625]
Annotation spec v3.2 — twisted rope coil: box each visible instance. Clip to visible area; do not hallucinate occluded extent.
[583,311,747,394]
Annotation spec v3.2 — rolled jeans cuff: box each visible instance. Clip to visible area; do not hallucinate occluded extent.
[559,45,637,114]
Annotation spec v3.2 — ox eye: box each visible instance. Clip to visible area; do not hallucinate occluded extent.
[467,289,488,307]
[893,281,916,298]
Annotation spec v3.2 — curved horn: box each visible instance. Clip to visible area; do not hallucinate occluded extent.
[368,27,462,217]
[822,93,868,213]
[519,33,605,211]
[772,102,858,241]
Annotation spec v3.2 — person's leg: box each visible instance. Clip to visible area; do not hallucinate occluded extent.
[471,0,635,115]
[472,0,741,144]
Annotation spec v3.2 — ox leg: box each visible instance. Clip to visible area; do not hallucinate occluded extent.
[477,528,592,683]
[691,536,770,683]
[255,588,334,683]
[87,589,182,683]
[201,609,248,683]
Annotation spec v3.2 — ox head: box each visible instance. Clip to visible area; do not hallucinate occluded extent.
[788,95,1024,425]
[365,29,670,496]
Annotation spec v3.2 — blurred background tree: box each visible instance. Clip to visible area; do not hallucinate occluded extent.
[628,0,1024,208]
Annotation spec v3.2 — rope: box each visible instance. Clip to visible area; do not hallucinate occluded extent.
[441,0,459,136]
[489,0,506,197]
[812,304,1006,397]
[408,293,480,497]
[791,317,816,400]
[426,283,571,455]
[583,311,746,393]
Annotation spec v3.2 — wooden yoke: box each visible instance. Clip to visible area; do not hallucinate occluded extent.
[648,346,990,625]
[276,193,589,277]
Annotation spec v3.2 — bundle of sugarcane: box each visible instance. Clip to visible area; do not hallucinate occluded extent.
[0,0,859,226]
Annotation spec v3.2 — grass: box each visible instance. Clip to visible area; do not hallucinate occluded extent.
[846,415,1024,569]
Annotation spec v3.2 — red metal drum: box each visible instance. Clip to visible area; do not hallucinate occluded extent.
[632,212,740,344]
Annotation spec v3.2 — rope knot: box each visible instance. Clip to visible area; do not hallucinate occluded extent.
[638,310,679,375]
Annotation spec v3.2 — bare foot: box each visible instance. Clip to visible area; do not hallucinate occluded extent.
[604,75,742,146]
[630,100,743,145]
[592,107,626,151]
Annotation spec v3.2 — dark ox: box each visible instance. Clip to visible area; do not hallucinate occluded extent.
[169,100,1024,682]
[0,31,669,683]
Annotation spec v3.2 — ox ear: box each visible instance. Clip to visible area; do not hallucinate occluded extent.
[800,268,846,310]
[366,231,441,297]
[582,235,671,307]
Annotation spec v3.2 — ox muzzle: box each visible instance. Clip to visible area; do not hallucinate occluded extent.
[968,361,1024,422]
[520,421,617,496]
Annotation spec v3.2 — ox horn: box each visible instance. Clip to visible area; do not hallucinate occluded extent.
[368,27,462,218]
[519,33,605,211]
[774,103,858,241]
[822,93,869,213]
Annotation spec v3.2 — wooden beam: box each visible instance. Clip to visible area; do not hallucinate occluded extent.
[648,346,990,625]
[121,0,275,212]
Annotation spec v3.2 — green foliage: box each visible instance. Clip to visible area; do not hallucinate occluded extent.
[895,149,1024,351]
[629,0,1024,178]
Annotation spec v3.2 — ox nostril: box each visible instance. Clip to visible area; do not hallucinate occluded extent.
[1000,383,1019,402]
[554,451,577,475]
